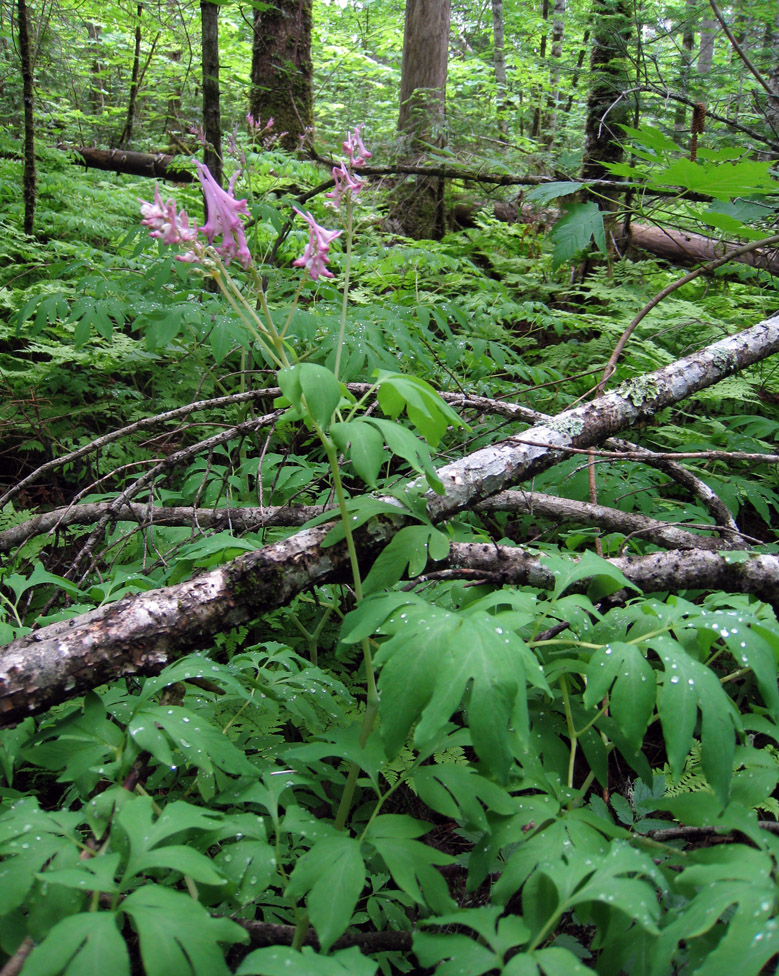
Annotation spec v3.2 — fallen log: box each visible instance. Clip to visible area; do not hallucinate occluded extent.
[2,313,779,726]
[629,223,779,277]
[60,145,194,182]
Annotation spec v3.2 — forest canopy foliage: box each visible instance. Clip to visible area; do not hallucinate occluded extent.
[2,0,779,974]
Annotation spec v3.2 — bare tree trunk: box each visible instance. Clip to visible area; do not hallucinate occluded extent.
[392,0,452,239]
[563,29,590,114]
[250,0,313,152]
[545,0,566,144]
[491,0,509,139]
[17,0,35,235]
[673,0,695,132]
[4,311,779,725]
[201,0,222,186]
[531,0,549,137]
[118,4,143,148]
[86,21,104,115]
[697,15,716,74]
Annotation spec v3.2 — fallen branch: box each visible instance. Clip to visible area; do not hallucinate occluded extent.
[1,490,748,557]
[2,312,779,725]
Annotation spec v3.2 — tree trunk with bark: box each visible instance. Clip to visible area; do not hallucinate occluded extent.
[86,21,105,115]
[249,0,313,153]
[17,0,35,236]
[201,0,222,186]
[531,0,550,138]
[392,0,452,239]
[544,0,566,145]
[4,311,779,726]
[118,4,143,148]
[491,0,509,139]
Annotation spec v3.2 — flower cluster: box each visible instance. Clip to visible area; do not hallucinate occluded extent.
[139,186,197,245]
[139,163,251,268]
[194,162,252,268]
[326,125,372,209]
[292,207,342,281]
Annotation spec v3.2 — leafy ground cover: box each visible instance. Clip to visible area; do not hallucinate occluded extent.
[2,125,779,976]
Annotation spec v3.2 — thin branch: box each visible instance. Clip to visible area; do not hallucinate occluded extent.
[707,0,774,97]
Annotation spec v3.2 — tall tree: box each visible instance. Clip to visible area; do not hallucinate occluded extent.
[581,0,633,188]
[393,0,451,239]
[17,0,35,235]
[491,0,509,139]
[118,3,143,148]
[201,0,221,185]
[697,14,716,74]
[249,0,313,153]
[545,0,566,144]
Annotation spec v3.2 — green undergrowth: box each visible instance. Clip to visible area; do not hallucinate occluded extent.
[3,137,779,976]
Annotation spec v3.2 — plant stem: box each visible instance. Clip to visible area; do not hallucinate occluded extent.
[334,195,354,380]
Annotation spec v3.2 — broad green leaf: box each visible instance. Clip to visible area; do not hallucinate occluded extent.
[298,363,343,429]
[22,912,130,976]
[375,372,467,447]
[121,886,247,976]
[374,603,546,781]
[650,635,740,805]
[330,419,385,487]
[542,551,640,600]
[286,835,365,951]
[37,853,122,894]
[413,931,498,976]
[525,181,581,205]
[215,839,277,905]
[131,845,226,886]
[411,764,516,830]
[583,642,655,749]
[548,203,606,266]
[619,123,681,153]
[365,829,455,913]
[362,524,449,593]
[654,158,777,200]
[367,418,444,493]
[237,946,377,976]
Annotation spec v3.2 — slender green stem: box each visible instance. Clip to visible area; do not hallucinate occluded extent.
[334,196,354,380]
[291,911,310,950]
[560,675,577,800]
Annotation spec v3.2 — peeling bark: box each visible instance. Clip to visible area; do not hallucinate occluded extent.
[3,312,779,726]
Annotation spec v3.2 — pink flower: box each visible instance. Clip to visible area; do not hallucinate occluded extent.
[326,162,363,208]
[292,207,342,281]
[195,162,252,268]
[343,125,371,168]
[140,186,197,245]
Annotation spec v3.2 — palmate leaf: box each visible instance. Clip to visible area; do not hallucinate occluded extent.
[121,887,247,976]
[649,634,741,806]
[364,815,455,914]
[583,641,656,750]
[359,597,548,783]
[21,912,130,976]
[648,847,779,976]
[374,371,467,447]
[548,203,606,266]
[285,835,366,951]
[362,524,449,593]
[237,946,377,976]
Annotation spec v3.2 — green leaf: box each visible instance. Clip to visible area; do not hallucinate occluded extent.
[365,819,455,914]
[22,912,130,976]
[121,886,247,976]
[237,946,377,976]
[214,839,277,905]
[650,635,740,806]
[375,372,467,447]
[411,764,516,831]
[583,642,655,749]
[298,363,343,429]
[362,524,449,593]
[525,181,582,205]
[367,418,444,493]
[330,420,385,487]
[548,203,606,266]
[367,597,548,781]
[543,551,640,599]
[654,158,778,200]
[286,836,366,952]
